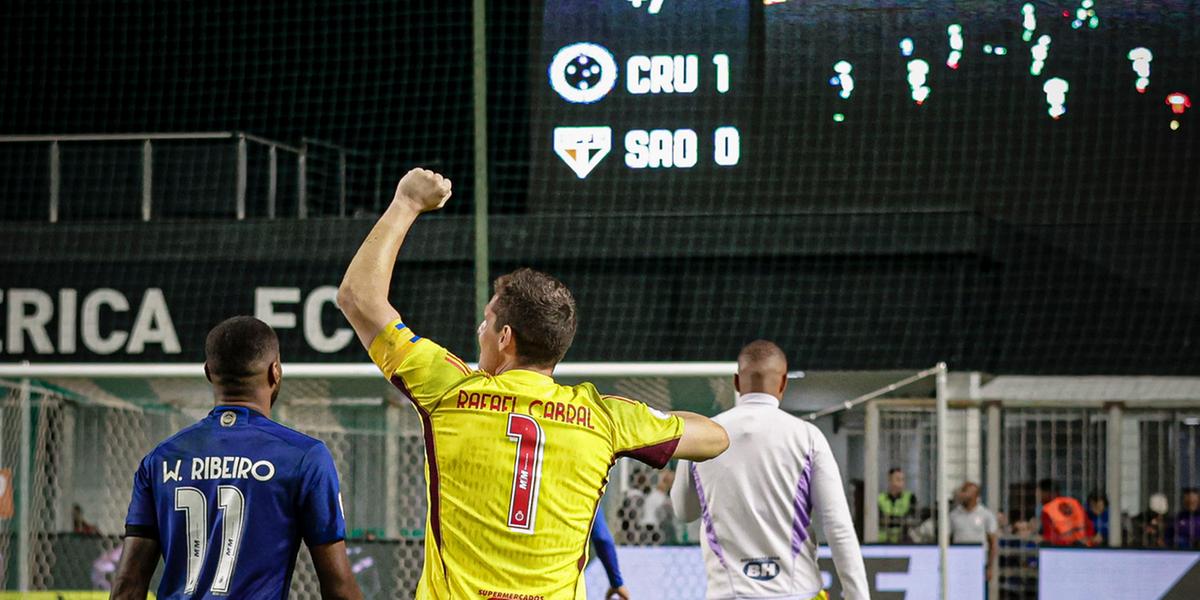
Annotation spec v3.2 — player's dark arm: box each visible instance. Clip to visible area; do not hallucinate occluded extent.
[670,411,729,461]
[310,540,364,600]
[338,168,452,349]
[110,536,160,600]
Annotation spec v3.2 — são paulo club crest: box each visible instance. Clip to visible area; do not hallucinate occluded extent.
[553,126,612,179]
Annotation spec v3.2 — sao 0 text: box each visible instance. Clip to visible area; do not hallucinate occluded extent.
[624,127,740,169]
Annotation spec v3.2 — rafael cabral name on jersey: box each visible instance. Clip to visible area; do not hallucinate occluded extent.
[454,389,595,430]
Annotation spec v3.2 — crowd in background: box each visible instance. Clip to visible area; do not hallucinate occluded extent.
[875,467,1200,550]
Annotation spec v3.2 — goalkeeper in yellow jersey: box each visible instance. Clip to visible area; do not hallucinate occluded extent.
[337,168,730,600]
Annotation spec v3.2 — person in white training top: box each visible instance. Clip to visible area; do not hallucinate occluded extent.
[671,340,869,600]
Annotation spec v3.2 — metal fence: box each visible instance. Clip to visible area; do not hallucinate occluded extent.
[860,393,1200,599]
[0,133,384,221]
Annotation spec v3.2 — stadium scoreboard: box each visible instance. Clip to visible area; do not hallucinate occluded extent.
[534,0,751,194]
[532,0,1195,215]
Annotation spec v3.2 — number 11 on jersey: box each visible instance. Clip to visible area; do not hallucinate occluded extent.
[506,413,546,533]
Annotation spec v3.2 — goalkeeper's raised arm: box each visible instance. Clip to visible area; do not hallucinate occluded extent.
[337,168,452,348]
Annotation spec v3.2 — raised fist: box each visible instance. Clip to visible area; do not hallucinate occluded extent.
[394,168,452,213]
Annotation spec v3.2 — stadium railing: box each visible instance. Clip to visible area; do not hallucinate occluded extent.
[0,132,382,221]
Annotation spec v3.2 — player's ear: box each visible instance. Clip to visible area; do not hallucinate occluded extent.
[204,363,213,383]
[778,372,788,397]
[499,324,515,353]
[732,373,740,394]
[268,361,281,387]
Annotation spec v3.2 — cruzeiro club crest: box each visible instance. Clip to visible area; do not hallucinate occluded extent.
[554,126,612,179]
[548,42,618,104]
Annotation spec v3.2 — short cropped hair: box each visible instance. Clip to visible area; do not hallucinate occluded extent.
[737,339,787,365]
[205,316,280,381]
[492,268,578,367]
[889,467,904,476]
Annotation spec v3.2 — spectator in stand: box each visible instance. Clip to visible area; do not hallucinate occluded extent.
[1038,479,1094,547]
[909,506,936,544]
[72,503,99,535]
[1168,488,1200,549]
[638,470,676,544]
[949,482,999,580]
[1130,493,1169,548]
[1086,492,1110,546]
[879,467,917,543]
[619,469,652,543]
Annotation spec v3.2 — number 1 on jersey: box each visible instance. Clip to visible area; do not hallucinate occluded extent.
[506,413,545,533]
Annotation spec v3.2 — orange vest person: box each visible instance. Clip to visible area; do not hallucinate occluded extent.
[1037,479,1095,546]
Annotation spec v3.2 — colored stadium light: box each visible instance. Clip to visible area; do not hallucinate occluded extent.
[833,113,845,122]
[994,47,1008,56]
[1127,48,1152,93]
[983,44,994,54]
[833,60,854,99]
[948,25,963,50]
[1043,77,1069,119]
[1166,92,1191,115]
[900,37,915,57]
[1171,119,1180,131]
[907,59,931,105]
[947,25,963,69]
[1031,36,1051,76]
[1022,3,1036,42]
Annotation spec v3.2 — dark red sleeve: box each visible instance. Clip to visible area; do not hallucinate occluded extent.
[615,437,681,469]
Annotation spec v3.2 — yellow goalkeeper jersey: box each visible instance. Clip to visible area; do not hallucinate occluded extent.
[369,319,684,600]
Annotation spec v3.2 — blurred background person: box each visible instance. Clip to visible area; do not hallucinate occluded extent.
[1169,487,1200,549]
[949,482,998,581]
[1038,479,1094,547]
[1130,493,1170,548]
[1086,492,1110,546]
[879,467,917,544]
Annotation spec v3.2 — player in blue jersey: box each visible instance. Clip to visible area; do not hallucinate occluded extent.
[590,509,630,599]
[111,316,363,600]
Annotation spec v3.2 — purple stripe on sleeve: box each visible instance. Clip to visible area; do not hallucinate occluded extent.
[790,451,815,556]
[690,462,729,568]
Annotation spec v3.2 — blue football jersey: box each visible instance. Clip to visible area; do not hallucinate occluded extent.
[124,405,346,599]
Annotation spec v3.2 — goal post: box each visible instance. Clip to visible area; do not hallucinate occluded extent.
[806,363,952,599]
